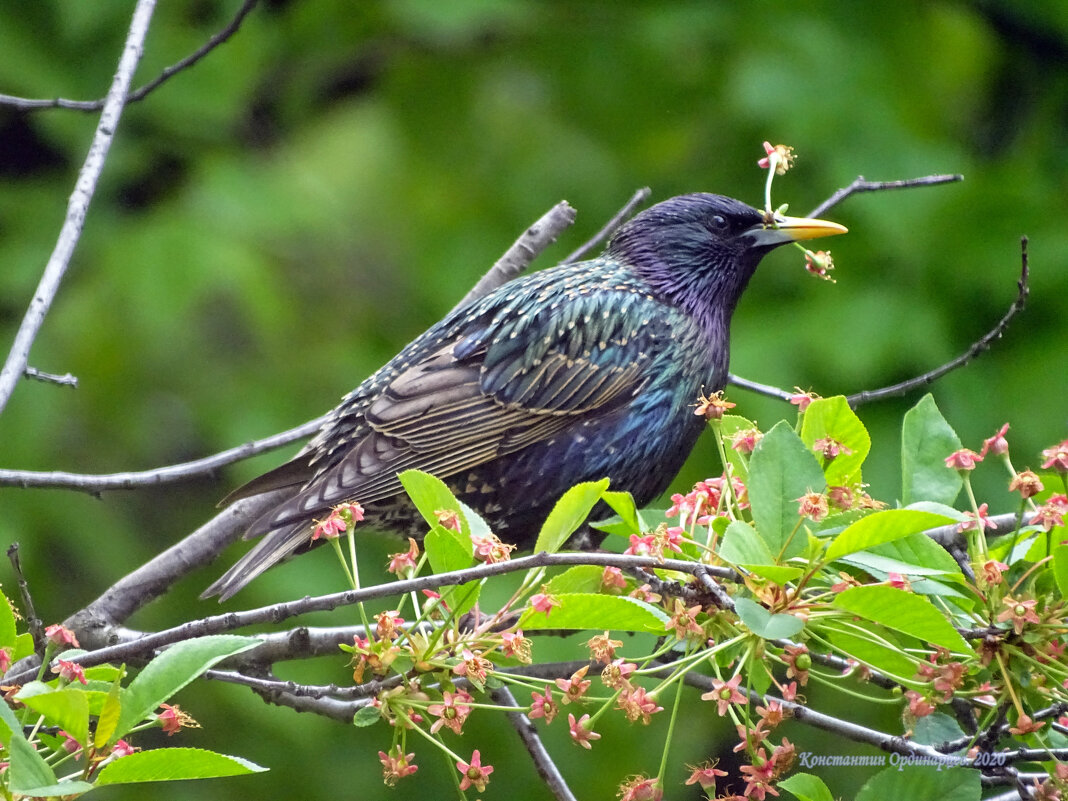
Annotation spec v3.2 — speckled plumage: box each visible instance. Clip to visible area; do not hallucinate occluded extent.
[205,193,845,599]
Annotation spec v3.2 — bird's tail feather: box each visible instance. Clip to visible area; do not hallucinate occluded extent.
[200,520,310,601]
[217,455,313,508]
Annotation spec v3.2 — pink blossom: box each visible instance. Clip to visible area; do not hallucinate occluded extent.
[456,750,494,792]
[567,713,601,749]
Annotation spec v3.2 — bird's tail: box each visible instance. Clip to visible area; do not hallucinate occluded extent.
[200,520,310,601]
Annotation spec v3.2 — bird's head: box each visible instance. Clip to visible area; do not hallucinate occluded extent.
[607,193,846,323]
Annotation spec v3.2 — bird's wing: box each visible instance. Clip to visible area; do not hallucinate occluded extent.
[249,285,667,534]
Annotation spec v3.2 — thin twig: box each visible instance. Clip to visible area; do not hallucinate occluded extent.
[0,0,157,415]
[0,0,259,113]
[0,415,326,491]
[560,187,651,264]
[492,686,578,801]
[22,367,78,388]
[5,544,45,659]
[845,237,1029,406]
[807,173,964,218]
[726,373,794,402]
[450,201,576,313]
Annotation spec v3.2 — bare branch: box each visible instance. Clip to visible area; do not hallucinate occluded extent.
[6,544,45,658]
[846,237,1029,406]
[0,0,259,112]
[807,173,964,218]
[451,201,576,313]
[0,0,157,415]
[492,685,578,801]
[0,415,326,492]
[559,186,651,264]
[726,373,795,402]
[23,367,78,388]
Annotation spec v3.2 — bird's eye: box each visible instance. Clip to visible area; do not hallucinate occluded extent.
[709,215,729,232]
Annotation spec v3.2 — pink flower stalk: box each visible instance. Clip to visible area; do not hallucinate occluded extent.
[945,448,983,472]
[980,423,1010,457]
[529,686,558,724]
[51,659,87,685]
[1041,439,1068,473]
[386,538,419,576]
[701,674,746,715]
[379,747,418,786]
[427,690,473,735]
[45,624,79,649]
[567,713,601,749]
[456,750,494,792]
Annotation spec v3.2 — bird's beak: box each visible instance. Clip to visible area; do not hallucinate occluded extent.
[745,214,848,248]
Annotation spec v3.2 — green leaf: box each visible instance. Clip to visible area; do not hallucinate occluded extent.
[0,694,61,794]
[95,671,124,749]
[825,509,953,561]
[117,636,260,740]
[522,593,668,633]
[534,478,610,553]
[602,490,642,534]
[545,565,606,594]
[747,422,826,560]
[424,524,473,574]
[399,469,468,536]
[800,396,871,486]
[856,765,980,801]
[901,395,962,506]
[16,687,90,746]
[1053,544,1068,598]
[744,564,804,583]
[733,597,805,639]
[779,772,835,801]
[0,589,16,650]
[833,586,969,652]
[912,712,967,746]
[353,704,381,727]
[95,747,267,785]
[870,532,965,577]
[8,780,95,797]
[424,524,479,614]
[824,626,916,680]
[719,520,775,564]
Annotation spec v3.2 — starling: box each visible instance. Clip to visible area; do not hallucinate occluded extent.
[204,193,845,600]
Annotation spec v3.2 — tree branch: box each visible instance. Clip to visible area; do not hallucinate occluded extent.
[450,201,576,313]
[0,0,259,113]
[559,187,651,264]
[0,0,157,415]
[807,173,964,218]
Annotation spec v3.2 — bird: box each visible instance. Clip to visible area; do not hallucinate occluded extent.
[204,193,846,600]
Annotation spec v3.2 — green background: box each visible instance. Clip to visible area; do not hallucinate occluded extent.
[0,1,1065,799]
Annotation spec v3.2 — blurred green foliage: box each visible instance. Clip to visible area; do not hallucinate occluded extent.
[0,1,1065,799]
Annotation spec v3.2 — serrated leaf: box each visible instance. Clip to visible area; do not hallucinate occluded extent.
[0,589,16,650]
[719,520,775,564]
[744,564,804,583]
[856,765,980,801]
[424,524,479,614]
[545,565,607,594]
[826,509,953,561]
[521,593,668,633]
[1053,544,1068,597]
[824,626,916,680]
[353,704,381,727]
[833,586,969,652]
[95,672,124,749]
[16,687,90,746]
[734,597,805,639]
[8,780,95,797]
[117,636,260,740]
[398,469,468,536]
[779,772,835,801]
[0,694,61,793]
[748,422,826,560]
[95,747,267,785]
[901,395,962,507]
[602,491,642,534]
[800,395,870,486]
[534,478,610,553]
[912,712,967,746]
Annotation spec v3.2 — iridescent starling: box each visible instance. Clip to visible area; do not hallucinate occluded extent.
[205,193,845,599]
